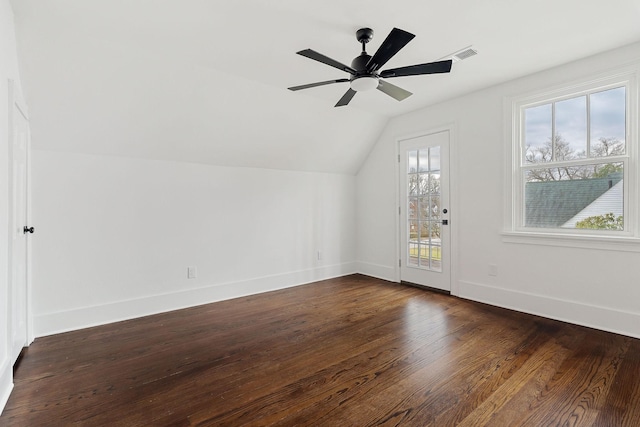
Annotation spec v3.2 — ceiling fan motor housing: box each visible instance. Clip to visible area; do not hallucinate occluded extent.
[350,53,379,91]
[351,53,372,73]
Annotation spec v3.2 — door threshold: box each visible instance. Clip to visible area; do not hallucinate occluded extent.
[400,281,451,295]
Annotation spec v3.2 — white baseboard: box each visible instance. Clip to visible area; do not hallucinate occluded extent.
[0,358,13,416]
[459,280,640,339]
[356,261,397,282]
[34,262,357,337]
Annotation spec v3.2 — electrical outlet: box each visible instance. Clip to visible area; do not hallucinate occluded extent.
[187,266,197,279]
[488,264,498,277]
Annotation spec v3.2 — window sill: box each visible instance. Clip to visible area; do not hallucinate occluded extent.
[501,230,640,252]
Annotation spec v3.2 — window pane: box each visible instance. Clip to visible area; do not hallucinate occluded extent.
[430,195,441,220]
[555,96,587,159]
[408,243,419,266]
[418,197,430,221]
[408,174,418,196]
[408,197,418,220]
[590,87,626,156]
[418,150,429,173]
[430,244,442,272]
[429,173,440,196]
[524,104,552,163]
[419,221,430,243]
[408,150,417,173]
[429,221,441,241]
[430,146,441,172]
[419,174,429,195]
[524,162,623,230]
[419,244,429,267]
[409,220,418,240]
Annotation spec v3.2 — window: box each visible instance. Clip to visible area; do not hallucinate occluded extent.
[506,71,639,246]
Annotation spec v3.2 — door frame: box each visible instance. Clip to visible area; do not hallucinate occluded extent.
[395,123,459,296]
[8,79,34,349]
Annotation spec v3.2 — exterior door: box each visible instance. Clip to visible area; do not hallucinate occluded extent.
[399,131,450,291]
[10,82,30,364]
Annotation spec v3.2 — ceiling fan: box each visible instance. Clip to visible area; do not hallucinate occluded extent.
[288,27,453,107]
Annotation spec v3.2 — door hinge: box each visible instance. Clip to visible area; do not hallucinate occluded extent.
[398,206,401,215]
[398,154,400,163]
[399,259,401,267]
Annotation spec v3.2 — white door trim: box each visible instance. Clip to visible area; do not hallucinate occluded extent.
[395,123,459,296]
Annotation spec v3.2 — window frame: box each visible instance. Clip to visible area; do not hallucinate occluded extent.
[503,68,640,250]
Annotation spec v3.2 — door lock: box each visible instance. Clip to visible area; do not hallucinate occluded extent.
[442,219,448,225]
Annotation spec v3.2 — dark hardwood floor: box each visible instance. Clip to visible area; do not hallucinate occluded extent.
[1,274,639,426]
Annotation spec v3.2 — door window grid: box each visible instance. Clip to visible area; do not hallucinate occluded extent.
[407,148,442,272]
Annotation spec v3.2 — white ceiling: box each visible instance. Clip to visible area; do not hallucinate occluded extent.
[10,0,640,174]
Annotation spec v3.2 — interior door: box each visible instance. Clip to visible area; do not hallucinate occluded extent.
[10,83,30,364]
[399,131,450,291]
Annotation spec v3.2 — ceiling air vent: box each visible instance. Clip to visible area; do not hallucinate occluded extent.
[453,48,477,62]
[440,46,478,63]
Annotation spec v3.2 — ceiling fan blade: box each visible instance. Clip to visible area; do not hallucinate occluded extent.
[377,80,412,101]
[380,60,453,78]
[366,28,415,72]
[288,79,349,91]
[335,88,357,107]
[297,49,357,75]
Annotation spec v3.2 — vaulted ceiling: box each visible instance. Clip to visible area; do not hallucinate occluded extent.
[10,1,640,174]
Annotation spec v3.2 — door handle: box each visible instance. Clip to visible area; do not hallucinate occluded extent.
[442,220,448,225]
[23,226,34,234]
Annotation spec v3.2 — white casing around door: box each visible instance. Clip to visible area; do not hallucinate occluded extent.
[399,131,450,291]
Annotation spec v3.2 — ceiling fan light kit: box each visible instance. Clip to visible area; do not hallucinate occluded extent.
[350,76,379,92]
[288,26,453,107]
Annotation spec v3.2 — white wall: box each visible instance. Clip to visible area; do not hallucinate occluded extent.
[0,0,23,413]
[32,150,356,336]
[357,41,640,339]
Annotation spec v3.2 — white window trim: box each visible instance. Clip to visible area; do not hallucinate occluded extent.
[503,65,640,251]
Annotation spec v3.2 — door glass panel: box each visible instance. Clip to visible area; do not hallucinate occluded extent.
[408,243,419,266]
[408,198,418,220]
[430,244,442,272]
[418,197,429,220]
[408,174,418,196]
[430,173,441,195]
[430,146,441,171]
[406,146,443,272]
[430,195,441,220]
[409,220,418,241]
[419,221,430,243]
[418,150,429,172]
[419,245,429,268]
[408,150,418,173]
[430,221,441,241]
[419,175,429,195]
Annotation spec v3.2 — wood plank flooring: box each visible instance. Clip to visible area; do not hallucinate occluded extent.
[1,274,639,426]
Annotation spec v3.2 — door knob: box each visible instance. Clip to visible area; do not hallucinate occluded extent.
[23,226,34,234]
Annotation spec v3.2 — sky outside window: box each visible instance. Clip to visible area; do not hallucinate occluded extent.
[591,87,626,155]
[524,86,625,162]
[555,96,586,158]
